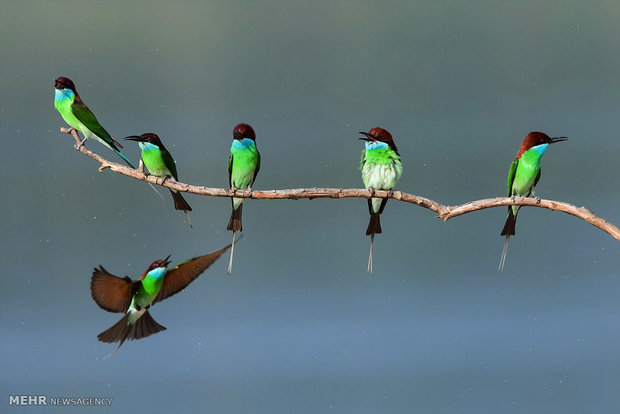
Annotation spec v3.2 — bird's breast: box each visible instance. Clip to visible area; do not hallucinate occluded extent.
[362,162,401,190]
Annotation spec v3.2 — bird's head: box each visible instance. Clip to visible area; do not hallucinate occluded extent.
[141,256,171,280]
[149,256,171,270]
[516,131,567,158]
[54,76,76,92]
[233,123,256,142]
[124,133,165,148]
[359,127,398,154]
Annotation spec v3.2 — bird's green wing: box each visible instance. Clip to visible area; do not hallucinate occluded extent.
[533,169,541,189]
[252,150,261,186]
[161,149,179,180]
[507,158,519,196]
[359,150,367,171]
[91,266,139,313]
[71,101,121,148]
[153,244,232,304]
[227,153,234,187]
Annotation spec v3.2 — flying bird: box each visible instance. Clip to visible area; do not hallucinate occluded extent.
[91,244,231,358]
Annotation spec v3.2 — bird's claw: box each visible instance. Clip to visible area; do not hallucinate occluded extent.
[536,197,541,204]
[387,189,394,197]
[75,137,87,150]
[138,159,148,174]
[368,187,376,197]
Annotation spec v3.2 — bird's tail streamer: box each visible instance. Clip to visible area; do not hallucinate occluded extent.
[498,235,511,272]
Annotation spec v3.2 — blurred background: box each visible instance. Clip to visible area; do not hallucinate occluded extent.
[1,1,619,412]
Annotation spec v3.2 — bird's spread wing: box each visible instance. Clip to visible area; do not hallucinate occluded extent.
[71,101,121,148]
[507,158,519,196]
[91,266,138,313]
[153,244,232,304]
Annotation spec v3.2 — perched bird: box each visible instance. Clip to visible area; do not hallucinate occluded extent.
[226,123,260,275]
[53,76,135,168]
[91,244,231,358]
[499,131,567,271]
[125,133,193,228]
[359,127,402,273]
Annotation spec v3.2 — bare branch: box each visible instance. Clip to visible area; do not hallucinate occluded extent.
[441,197,620,241]
[61,127,620,242]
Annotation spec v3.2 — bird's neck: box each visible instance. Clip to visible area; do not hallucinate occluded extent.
[143,267,167,280]
[231,138,256,151]
[365,141,389,151]
[138,142,161,152]
[521,143,549,163]
[54,88,74,103]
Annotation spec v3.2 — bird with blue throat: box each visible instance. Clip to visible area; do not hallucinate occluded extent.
[91,244,231,358]
[53,76,135,168]
[226,123,260,275]
[359,127,402,274]
[125,133,193,228]
[498,131,567,271]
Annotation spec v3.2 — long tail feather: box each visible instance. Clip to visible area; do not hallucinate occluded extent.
[148,183,166,201]
[499,208,517,271]
[498,235,511,272]
[227,231,236,276]
[170,190,193,228]
[367,234,374,274]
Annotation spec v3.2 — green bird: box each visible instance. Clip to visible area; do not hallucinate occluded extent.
[359,127,402,274]
[227,123,260,275]
[91,244,231,358]
[125,133,193,228]
[499,131,567,271]
[53,77,134,168]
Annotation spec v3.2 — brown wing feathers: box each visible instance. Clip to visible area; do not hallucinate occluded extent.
[153,244,231,304]
[90,266,137,313]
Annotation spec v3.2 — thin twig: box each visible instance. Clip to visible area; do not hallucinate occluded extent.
[61,127,620,242]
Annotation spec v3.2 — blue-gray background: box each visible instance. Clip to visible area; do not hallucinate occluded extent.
[1,1,619,413]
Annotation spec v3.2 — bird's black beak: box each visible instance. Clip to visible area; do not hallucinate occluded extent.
[124,135,144,142]
[161,255,172,267]
[358,131,376,142]
[550,136,568,144]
